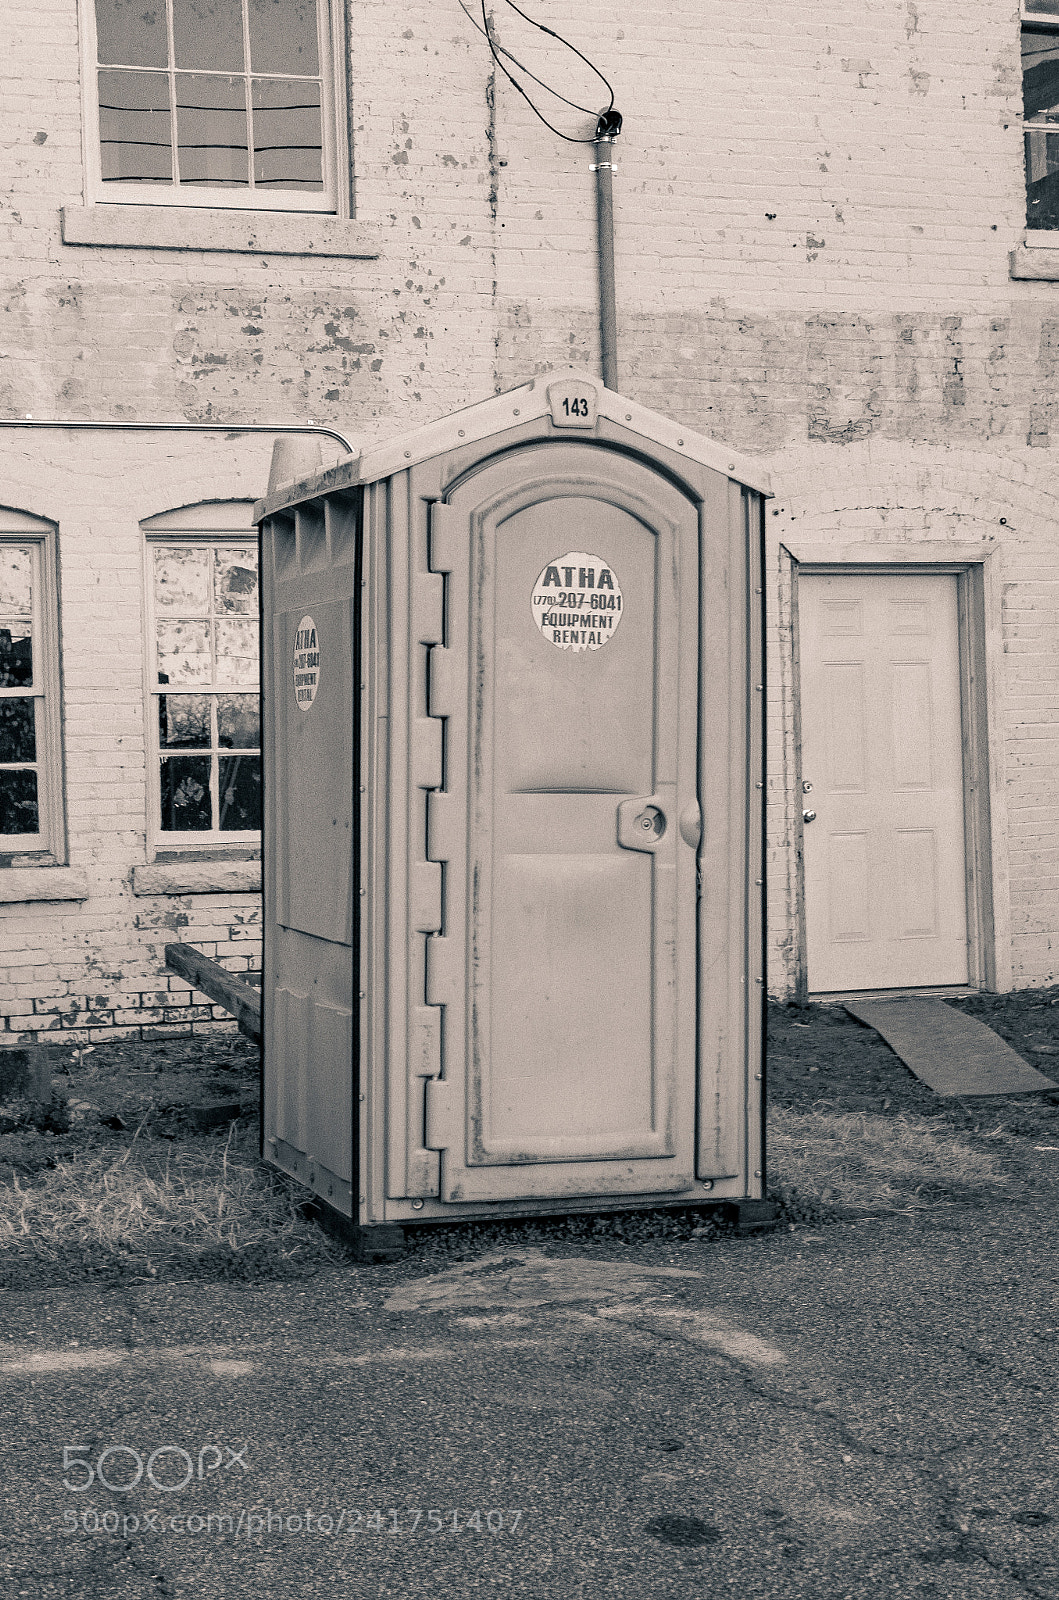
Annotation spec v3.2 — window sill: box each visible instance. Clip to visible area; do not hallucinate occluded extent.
[61,205,382,259]
[1010,243,1059,279]
[132,861,262,896]
[0,868,88,904]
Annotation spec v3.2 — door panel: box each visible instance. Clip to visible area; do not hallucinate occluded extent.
[477,498,669,1164]
[422,448,700,1203]
[801,571,969,992]
[262,550,356,1215]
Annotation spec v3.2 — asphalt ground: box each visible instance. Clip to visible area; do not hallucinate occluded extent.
[2,1171,1058,1600]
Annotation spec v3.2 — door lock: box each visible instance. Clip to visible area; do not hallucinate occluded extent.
[803,809,817,824]
[802,779,813,794]
[617,796,668,852]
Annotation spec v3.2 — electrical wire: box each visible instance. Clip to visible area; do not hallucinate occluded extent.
[499,0,613,111]
[479,2,593,144]
[472,0,614,144]
[456,0,595,116]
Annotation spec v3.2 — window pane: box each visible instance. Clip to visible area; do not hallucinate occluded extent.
[157,620,212,686]
[1025,28,1059,228]
[219,753,261,829]
[173,0,244,73]
[0,547,32,616]
[217,693,259,748]
[249,0,320,75]
[215,619,258,686]
[99,69,172,182]
[214,547,258,614]
[1026,1,1059,16]
[154,546,210,613]
[95,0,169,68]
[0,769,38,835]
[176,73,249,187]
[160,754,213,830]
[1024,26,1059,118]
[1026,130,1059,227]
[0,699,35,764]
[159,693,211,748]
[0,623,32,688]
[252,78,323,189]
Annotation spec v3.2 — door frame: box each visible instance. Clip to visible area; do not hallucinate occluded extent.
[780,540,1009,999]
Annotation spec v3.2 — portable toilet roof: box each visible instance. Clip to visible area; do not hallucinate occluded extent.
[255,369,771,519]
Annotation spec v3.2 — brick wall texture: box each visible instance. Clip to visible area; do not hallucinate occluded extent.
[0,0,1055,1029]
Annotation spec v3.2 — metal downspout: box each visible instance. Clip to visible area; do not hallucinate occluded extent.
[593,109,622,392]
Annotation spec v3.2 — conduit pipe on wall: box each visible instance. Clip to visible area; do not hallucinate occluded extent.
[0,418,356,453]
[592,109,622,392]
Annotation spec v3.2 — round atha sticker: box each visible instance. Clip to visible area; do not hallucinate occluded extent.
[531,550,623,653]
[292,614,320,711]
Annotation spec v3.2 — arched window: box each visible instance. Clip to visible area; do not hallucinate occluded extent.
[0,510,63,861]
[142,502,260,845]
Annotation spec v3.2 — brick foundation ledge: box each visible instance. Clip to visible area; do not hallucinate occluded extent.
[0,868,88,903]
[132,861,262,896]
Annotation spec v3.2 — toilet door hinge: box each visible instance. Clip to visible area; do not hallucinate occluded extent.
[429,502,460,574]
[424,1075,454,1152]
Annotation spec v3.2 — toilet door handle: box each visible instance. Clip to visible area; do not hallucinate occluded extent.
[617,796,667,852]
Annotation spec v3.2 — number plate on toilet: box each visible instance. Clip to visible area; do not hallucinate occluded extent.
[547,379,597,429]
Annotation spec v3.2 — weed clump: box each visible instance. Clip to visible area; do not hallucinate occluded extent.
[0,1119,340,1284]
[767,1105,1016,1214]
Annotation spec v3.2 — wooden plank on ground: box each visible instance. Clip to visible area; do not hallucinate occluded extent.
[843,998,1056,1097]
[164,943,261,1043]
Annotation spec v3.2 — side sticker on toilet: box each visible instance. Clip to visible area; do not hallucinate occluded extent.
[292,614,320,710]
[531,551,623,653]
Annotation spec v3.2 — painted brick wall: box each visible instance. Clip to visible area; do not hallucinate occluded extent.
[0,0,1055,1029]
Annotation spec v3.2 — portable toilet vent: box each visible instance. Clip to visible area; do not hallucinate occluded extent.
[254,372,771,1247]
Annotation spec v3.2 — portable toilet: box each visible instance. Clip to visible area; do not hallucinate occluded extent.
[254,371,771,1251]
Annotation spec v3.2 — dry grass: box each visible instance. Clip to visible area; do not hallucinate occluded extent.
[0,1119,339,1273]
[0,1097,1023,1274]
[768,1104,1017,1214]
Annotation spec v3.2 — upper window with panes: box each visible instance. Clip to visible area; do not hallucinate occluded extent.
[85,0,339,210]
[1023,1,1059,229]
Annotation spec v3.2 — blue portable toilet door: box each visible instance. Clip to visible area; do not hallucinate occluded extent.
[421,445,701,1204]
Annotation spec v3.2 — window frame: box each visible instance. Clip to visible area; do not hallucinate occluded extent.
[0,515,65,865]
[78,0,348,215]
[1021,2,1059,233]
[142,506,261,855]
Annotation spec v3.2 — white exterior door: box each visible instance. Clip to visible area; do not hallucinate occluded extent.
[799,571,969,993]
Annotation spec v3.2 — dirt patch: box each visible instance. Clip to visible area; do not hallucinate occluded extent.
[768,992,1059,1133]
[50,1033,260,1126]
[766,991,1059,1216]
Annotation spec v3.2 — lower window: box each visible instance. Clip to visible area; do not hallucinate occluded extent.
[147,531,260,844]
[0,519,63,859]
